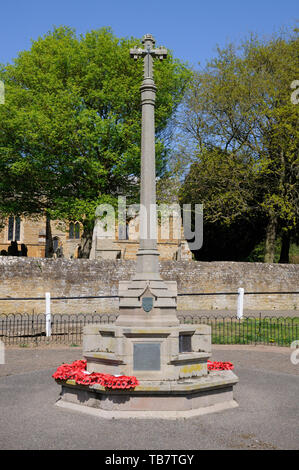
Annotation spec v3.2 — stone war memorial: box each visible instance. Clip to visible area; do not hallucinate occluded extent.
[55,34,239,419]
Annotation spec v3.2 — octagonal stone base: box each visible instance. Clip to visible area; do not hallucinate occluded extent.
[55,370,238,419]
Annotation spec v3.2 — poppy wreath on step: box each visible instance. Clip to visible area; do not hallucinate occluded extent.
[52,359,139,389]
[207,360,234,371]
[53,359,234,388]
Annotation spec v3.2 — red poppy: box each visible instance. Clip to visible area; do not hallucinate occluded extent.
[207,360,234,371]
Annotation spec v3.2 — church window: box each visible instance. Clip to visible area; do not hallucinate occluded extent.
[69,222,80,239]
[69,222,74,239]
[53,237,59,252]
[75,222,80,239]
[8,216,21,241]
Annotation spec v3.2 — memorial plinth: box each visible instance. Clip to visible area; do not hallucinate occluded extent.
[56,34,238,419]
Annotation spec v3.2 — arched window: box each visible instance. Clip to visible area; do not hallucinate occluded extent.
[118,222,129,240]
[53,237,59,252]
[8,216,21,241]
[15,217,21,240]
[75,222,80,239]
[69,222,80,239]
[8,217,14,240]
[69,222,74,239]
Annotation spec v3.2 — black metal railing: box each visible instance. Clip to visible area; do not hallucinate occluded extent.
[0,290,298,346]
[0,312,298,347]
[177,314,299,346]
[0,313,117,346]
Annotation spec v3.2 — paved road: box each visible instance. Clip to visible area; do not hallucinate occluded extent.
[0,345,298,450]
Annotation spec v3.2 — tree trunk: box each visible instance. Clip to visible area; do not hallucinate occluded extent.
[279,231,290,263]
[277,147,291,264]
[78,222,93,258]
[264,214,277,263]
[45,215,54,258]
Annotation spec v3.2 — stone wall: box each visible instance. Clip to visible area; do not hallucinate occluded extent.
[0,257,298,314]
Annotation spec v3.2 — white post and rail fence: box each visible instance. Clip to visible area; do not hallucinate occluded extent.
[0,290,297,346]
[237,288,245,319]
[45,292,51,337]
[42,288,246,338]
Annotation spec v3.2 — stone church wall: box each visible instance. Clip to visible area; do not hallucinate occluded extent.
[0,258,298,314]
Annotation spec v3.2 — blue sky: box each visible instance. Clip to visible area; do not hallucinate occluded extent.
[0,0,297,68]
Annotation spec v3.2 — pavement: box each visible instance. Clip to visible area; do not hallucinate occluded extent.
[0,344,298,450]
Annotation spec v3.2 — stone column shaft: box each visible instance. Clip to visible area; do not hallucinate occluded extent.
[134,77,160,280]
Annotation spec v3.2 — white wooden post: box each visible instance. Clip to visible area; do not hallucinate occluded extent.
[237,288,244,319]
[45,292,51,337]
[0,340,4,364]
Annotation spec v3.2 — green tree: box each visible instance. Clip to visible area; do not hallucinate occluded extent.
[0,26,190,256]
[178,28,299,262]
[179,147,265,260]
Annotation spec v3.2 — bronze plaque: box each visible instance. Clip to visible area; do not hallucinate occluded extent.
[133,343,161,370]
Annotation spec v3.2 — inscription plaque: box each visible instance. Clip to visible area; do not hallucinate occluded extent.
[133,343,161,370]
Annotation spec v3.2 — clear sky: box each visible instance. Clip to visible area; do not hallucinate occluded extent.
[0,0,298,68]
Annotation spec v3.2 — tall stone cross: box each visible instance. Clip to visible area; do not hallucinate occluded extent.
[130,34,167,281]
[117,35,178,326]
[130,34,167,79]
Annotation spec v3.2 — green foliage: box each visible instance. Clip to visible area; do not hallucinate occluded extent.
[180,147,258,225]
[245,239,283,263]
[289,243,299,263]
[0,26,190,234]
[179,28,299,262]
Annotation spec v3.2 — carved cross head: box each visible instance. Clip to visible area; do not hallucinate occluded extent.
[130,34,167,80]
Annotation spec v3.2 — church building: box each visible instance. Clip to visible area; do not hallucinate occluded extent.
[0,214,192,261]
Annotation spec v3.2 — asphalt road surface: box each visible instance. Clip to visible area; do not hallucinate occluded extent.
[0,345,298,450]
